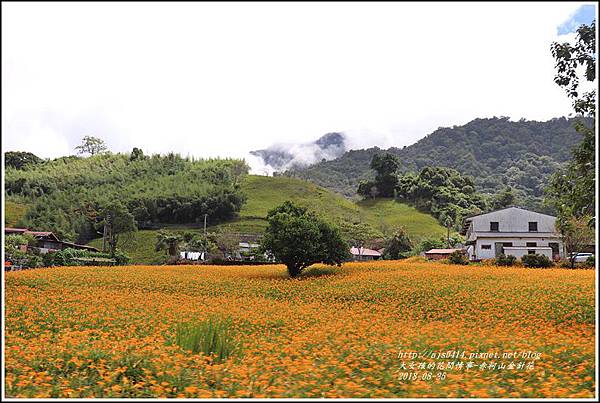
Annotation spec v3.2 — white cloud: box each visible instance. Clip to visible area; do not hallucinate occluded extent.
[2,2,588,164]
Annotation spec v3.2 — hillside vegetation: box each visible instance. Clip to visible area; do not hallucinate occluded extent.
[4,200,28,227]
[4,149,444,264]
[5,152,248,242]
[216,175,444,240]
[288,117,589,212]
[89,230,170,265]
[89,175,445,264]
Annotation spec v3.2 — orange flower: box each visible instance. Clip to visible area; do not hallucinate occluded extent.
[4,262,595,398]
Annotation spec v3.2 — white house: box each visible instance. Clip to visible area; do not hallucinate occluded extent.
[462,207,563,261]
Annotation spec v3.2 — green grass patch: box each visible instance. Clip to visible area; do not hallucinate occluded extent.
[88,230,173,265]
[173,316,240,363]
[238,175,360,220]
[357,198,445,241]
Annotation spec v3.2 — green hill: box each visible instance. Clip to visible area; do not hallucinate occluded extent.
[234,175,444,238]
[89,175,445,264]
[5,153,248,242]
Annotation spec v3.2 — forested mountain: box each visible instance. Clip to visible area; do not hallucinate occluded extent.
[287,117,589,212]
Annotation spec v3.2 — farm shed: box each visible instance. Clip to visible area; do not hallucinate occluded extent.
[350,247,382,261]
[425,248,465,260]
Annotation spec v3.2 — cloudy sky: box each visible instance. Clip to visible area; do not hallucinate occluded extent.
[1,2,596,168]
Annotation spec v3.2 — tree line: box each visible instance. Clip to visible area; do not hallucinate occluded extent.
[356,153,501,229]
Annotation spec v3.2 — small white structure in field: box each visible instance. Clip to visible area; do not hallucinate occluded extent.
[239,242,260,253]
[180,251,205,261]
[462,207,563,261]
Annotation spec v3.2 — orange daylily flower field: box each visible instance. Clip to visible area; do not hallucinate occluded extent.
[4,261,596,398]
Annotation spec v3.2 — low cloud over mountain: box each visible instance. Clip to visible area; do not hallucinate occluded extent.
[248,132,347,175]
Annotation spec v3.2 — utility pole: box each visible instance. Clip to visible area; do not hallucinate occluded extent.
[102,222,107,253]
[445,217,452,248]
[105,212,113,256]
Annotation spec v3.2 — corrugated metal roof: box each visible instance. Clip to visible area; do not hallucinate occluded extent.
[62,241,100,252]
[5,227,28,233]
[6,228,67,243]
[425,248,463,254]
[350,247,381,257]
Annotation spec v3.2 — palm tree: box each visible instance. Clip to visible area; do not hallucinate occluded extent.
[155,230,183,257]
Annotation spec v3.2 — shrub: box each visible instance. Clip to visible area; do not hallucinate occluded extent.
[42,252,56,267]
[494,254,517,266]
[174,316,240,363]
[50,248,130,266]
[112,249,131,265]
[25,255,43,268]
[521,253,553,268]
[558,259,574,268]
[583,255,595,268]
[5,234,36,250]
[448,250,468,265]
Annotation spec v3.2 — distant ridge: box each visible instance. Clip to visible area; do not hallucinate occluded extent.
[286,117,590,213]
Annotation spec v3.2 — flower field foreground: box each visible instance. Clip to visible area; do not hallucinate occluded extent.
[4,261,596,398]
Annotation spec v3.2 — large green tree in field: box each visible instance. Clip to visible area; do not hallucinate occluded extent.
[546,20,596,225]
[261,201,350,278]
